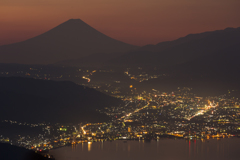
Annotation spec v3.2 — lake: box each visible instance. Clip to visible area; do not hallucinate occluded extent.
[50,138,240,160]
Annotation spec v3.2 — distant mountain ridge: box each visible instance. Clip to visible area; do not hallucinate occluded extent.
[108,27,240,67]
[0,20,239,68]
[141,27,240,52]
[0,19,138,64]
[167,41,240,76]
[133,40,240,97]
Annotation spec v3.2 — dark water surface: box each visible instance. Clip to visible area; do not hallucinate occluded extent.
[50,138,240,160]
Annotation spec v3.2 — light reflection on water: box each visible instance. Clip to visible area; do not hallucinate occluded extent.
[50,138,240,160]
[88,142,92,151]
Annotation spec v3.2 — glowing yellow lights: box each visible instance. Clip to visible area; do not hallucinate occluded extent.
[82,76,91,82]
[60,128,67,131]
[88,142,92,151]
[124,120,133,122]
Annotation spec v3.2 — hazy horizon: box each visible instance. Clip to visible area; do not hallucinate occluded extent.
[0,18,239,47]
[1,0,240,46]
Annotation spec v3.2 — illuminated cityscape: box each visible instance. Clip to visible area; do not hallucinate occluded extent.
[0,2,240,158]
[1,67,240,154]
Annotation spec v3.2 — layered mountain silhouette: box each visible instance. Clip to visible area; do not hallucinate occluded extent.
[133,41,240,97]
[0,77,122,123]
[168,42,240,76]
[0,19,138,64]
[108,27,240,67]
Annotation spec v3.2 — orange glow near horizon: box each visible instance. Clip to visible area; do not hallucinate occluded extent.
[0,0,240,46]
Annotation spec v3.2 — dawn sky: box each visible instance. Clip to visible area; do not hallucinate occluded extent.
[1,0,240,46]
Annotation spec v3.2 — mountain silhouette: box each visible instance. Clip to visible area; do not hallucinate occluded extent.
[0,77,122,123]
[169,42,240,76]
[0,143,51,160]
[0,19,138,64]
[132,42,240,97]
[108,27,240,67]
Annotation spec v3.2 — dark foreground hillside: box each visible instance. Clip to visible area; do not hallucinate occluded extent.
[0,143,51,160]
[0,77,122,123]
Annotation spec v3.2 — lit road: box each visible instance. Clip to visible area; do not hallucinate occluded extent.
[186,100,218,120]
[120,103,149,121]
[80,123,103,135]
